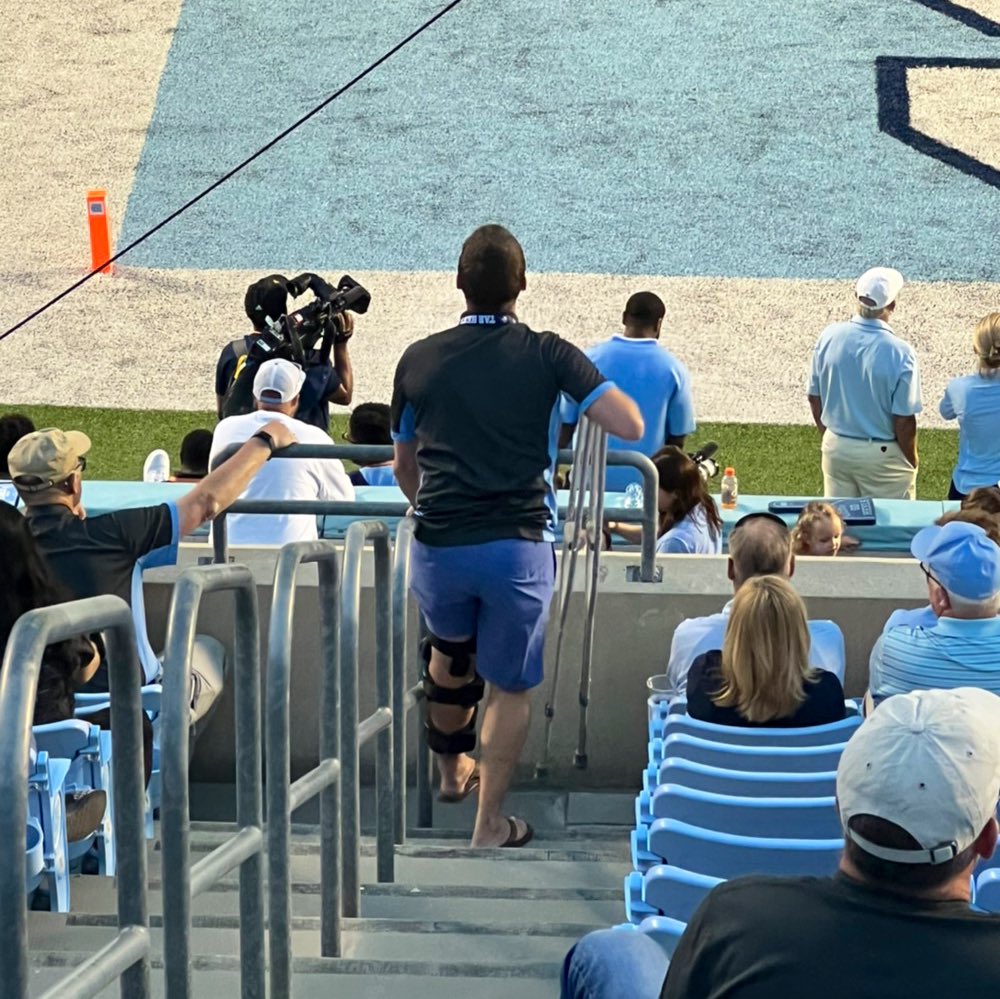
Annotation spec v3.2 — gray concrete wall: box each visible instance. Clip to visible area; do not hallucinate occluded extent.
[145,545,929,790]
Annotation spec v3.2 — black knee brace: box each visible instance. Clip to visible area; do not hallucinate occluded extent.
[421,635,484,755]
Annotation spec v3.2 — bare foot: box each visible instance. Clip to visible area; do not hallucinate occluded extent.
[438,753,478,799]
[471,815,532,848]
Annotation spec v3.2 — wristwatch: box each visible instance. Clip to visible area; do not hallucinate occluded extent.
[251,429,277,457]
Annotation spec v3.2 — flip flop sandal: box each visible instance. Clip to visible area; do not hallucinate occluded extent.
[500,817,534,848]
[437,765,480,803]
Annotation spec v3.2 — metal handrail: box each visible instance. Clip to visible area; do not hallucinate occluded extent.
[209,443,658,580]
[159,566,263,999]
[0,597,149,999]
[340,521,394,919]
[264,540,342,989]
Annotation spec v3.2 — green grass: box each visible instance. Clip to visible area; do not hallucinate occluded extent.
[1,404,960,500]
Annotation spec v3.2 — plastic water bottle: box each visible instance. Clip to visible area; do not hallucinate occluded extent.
[720,467,738,509]
[624,482,644,509]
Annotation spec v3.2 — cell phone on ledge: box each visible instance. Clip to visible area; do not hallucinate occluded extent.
[767,497,877,525]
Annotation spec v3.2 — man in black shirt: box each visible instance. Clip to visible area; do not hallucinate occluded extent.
[561,687,1000,999]
[215,274,354,431]
[392,224,643,848]
[9,421,296,716]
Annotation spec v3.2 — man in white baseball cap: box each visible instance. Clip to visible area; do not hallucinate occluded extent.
[807,266,922,499]
[210,357,354,545]
[563,687,1000,999]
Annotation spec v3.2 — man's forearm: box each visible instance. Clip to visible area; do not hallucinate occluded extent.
[333,342,353,404]
[893,416,918,466]
[807,395,825,434]
[396,464,419,506]
[178,437,271,534]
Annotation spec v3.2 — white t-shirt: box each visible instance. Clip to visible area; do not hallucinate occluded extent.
[210,410,354,545]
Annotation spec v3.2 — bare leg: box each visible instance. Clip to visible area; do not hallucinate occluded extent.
[427,646,478,796]
[471,687,532,847]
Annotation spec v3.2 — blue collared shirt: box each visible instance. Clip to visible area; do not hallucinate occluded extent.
[561,335,696,491]
[807,316,921,440]
[868,615,1000,701]
[940,373,1000,494]
[656,505,722,555]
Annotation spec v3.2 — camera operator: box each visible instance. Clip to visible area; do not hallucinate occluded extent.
[215,274,354,431]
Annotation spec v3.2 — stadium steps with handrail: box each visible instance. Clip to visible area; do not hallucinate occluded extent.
[23,793,633,996]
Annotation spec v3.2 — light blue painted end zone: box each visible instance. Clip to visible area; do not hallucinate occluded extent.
[120,0,1000,281]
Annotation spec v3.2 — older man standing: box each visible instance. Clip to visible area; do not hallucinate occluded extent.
[807,267,921,499]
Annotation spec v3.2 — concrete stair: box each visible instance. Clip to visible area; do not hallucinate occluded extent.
[25,791,632,997]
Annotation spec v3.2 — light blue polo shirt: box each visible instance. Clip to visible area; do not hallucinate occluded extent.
[868,615,1000,701]
[807,316,922,440]
[656,505,722,555]
[939,373,1000,494]
[561,335,696,491]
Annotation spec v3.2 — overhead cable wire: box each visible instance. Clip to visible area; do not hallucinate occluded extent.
[0,0,467,344]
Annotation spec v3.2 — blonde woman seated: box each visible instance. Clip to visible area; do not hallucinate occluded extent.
[685,575,846,728]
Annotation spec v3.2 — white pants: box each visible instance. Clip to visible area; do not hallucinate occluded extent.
[821,431,917,500]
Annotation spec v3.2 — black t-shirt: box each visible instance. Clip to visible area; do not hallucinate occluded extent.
[391,317,607,546]
[215,335,341,432]
[686,649,846,728]
[661,873,1000,998]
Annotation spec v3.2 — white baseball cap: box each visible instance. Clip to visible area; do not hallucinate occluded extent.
[855,267,904,310]
[838,688,1000,865]
[253,358,306,403]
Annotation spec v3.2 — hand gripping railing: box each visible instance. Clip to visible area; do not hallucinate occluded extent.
[264,540,342,993]
[340,521,395,919]
[0,596,149,999]
[159,566,263,999]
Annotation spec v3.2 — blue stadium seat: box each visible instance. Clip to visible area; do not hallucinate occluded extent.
[976,868,1000,911]
[659,758,837,797]
[651,711,861,745]
[649,734,847,773]
[33,719,116,875]
[634,915,687,957]
[642,864,722,923]
[647,818,843,879]
[28,750,71,912]
[623,870,659,924]
[25,820,45,895]
[650,784,841,839]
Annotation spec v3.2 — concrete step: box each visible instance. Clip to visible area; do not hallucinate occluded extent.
[67,874,625,924]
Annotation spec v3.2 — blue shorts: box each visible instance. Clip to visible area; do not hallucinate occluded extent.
[409,538,556,691]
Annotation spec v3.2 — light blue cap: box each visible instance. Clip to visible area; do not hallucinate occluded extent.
[911,521,1000,601]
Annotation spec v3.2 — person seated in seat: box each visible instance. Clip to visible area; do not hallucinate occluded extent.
[962,485,1000,524]
[344,403,397,487]
[868,519,1000,706]
[666,512,845,693]
[685,575,846,728]
[562,687,1000,999]
[608,446,722,554]
[791,501,860,556]
[170,429,213,481]
[0,413,34,505]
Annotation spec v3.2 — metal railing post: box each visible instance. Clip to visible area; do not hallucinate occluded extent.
[160,565,264,999]
[264,540,342,991]
[340,521,394,918]
[391,517,414,845]
[0,596,149,999]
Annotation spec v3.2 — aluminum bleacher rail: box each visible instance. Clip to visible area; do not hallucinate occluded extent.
[0,596,149,999]
[264,540,342,991]
[158,565,264,999]
[210,443,659,582]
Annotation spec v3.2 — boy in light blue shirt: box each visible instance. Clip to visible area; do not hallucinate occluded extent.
[561,292,695,492]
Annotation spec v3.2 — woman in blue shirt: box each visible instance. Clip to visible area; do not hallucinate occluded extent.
[940,313,1000,499]
[652,446,723,554]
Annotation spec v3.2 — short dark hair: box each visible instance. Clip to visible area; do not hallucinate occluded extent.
[0,413,35,478]
[179,429,213,478]
[346,403,391,446]
[457,225,525,311]
[623,291,666,327]
[844,814,978,891]
[244,274,289,331]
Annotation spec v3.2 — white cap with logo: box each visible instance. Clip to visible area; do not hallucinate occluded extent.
[837,688,1000,865]
[253,358,306,404]
[855,267,904,311]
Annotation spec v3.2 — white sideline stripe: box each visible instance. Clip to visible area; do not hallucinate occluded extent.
[0,267,996,426]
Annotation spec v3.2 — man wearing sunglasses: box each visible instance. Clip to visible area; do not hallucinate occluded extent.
[867,520,1000,706]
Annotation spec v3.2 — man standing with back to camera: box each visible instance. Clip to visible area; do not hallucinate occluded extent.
[392,224,643,848]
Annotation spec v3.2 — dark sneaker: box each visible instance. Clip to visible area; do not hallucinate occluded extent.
[65,790,107,843]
